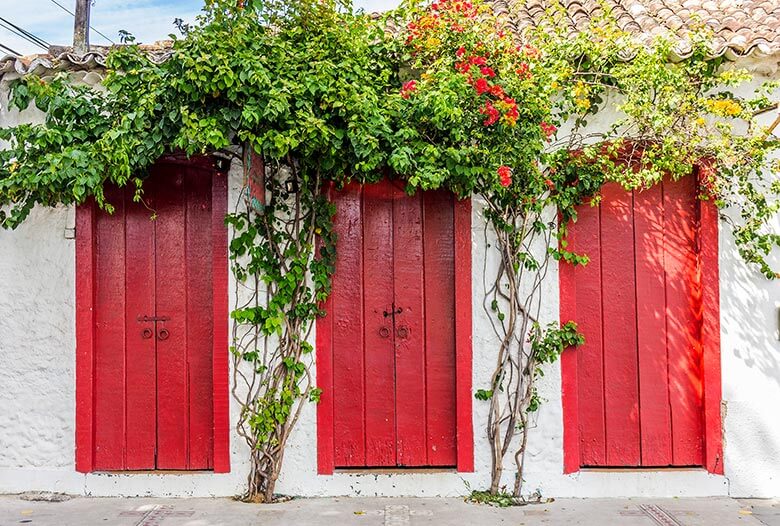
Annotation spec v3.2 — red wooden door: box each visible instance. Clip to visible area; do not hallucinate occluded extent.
[564,176,705,468]
[92,163,215,471]
[329,179,458,468]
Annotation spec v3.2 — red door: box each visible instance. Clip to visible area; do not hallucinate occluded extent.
[91,163,215,470]
[563,176,705,467]
[328,179,458,468]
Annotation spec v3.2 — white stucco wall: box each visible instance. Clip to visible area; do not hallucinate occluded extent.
[0,57,778,498]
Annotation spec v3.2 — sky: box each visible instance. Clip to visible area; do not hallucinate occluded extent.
[0,0,400,57]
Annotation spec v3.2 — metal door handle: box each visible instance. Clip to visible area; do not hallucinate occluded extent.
[142,328,153,339]
[157,328,170,341]
[396,326,409,339]
[379,326,391,338]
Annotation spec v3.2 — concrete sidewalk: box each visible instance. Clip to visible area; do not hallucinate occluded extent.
[0,494,776,526]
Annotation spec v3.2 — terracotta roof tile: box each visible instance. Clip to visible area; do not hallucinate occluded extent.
[1,1,779,78]
[493,0,780,58]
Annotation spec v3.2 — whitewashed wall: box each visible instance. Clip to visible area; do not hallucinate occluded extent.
[0,57,778,498]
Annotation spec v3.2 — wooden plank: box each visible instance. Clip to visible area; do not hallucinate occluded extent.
[698,162,723,474]
[331,182,366,466]
[186,167,214,469]
[317,184,336,475]
[599,182,641,466]
[124,183,157,470]
[634,183,673,466]
[392,184,427,466]
[573,199,607,466]
[663,176,704,466]
[453,197,474,472]
[211,168,231,473]
[154,165,189,469]
[559,213,580,473]
[362,179,397,466]
[93,185,127,469]
[422,190,457,466]
[75,202,96,473]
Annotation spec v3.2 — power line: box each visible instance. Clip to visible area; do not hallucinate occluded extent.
[46,0,116,45]
[0,16,49,52]
[0,42,21,56]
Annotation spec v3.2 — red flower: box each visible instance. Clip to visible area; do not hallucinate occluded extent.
[455,61,471,74]
[401,80,417,99]
[545,178,555,191]
[540,121,557,140]
[474,77,490,95]
[431,2,439,9]
[469,55,487,66]
[481,101,500,126]
[456,46,466,57]
[479,66,496,78]
[497,165,512,187]
[489,84,504,97]
[515,63,530,78]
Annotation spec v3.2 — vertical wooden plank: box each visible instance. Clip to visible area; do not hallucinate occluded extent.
[332,182,366,466]
[600,182,641,466]
[664,176,705,466]
[93,186,127,469]
[559,213,580,473]
[634,184,673,466]
[392,184,427,466]
[573,200,607,466]
[211,167,231,473]
[186,167,214,469]
[363,180,397,466]
[124,183,157,470]
[454,197,474,472]
[75,202,96,473]
[422,190,457,466]
[698,162,723,474]
[154,165,189,469]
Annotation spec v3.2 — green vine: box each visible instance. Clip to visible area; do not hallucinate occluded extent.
[0,0,778,503]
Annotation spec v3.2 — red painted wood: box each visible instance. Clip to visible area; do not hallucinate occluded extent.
[93,185,127,470]
[573,200,607,466]
[634,183,673,466]
[323,180,468,470]
[559,213,580,474]
[186,167,215,469]
[698,162,723,474]
[363,179,396,466]
[561,173,718,472]
[392,184,427,466]
[600,182,641,466]
[124,183,157,470]
[331,182,366,466]
[75,203,96,473]
[211,168,231,474]
[663,176,705,466]
[154,166,189,469]
[423,190,457,466]
[77,158,228,473]
[453,197,474,472]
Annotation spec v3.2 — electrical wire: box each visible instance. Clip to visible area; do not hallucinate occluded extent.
[0,42,21,56]
[0,16,49,52]
[46,0,116,45]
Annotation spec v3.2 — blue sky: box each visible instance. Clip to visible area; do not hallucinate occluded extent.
[1,0,400,57]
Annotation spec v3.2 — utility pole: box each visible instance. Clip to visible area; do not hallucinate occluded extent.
[73,0,90,54]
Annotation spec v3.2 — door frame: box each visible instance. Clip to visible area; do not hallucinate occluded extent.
[74,156,231,473]
[559,166,723,475]
[316,185,474,474]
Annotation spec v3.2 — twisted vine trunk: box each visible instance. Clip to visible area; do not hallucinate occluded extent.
[482,201,555,499]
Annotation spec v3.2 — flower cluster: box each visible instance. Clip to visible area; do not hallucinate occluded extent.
[400,80,417,99]
[405,0,478,49]
[454,50,520,126]
[497,165,512,187]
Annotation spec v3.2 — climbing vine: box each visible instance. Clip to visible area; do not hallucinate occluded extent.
[0,0,778,504]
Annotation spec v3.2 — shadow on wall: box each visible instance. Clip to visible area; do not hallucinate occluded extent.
[720,209,780,390]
